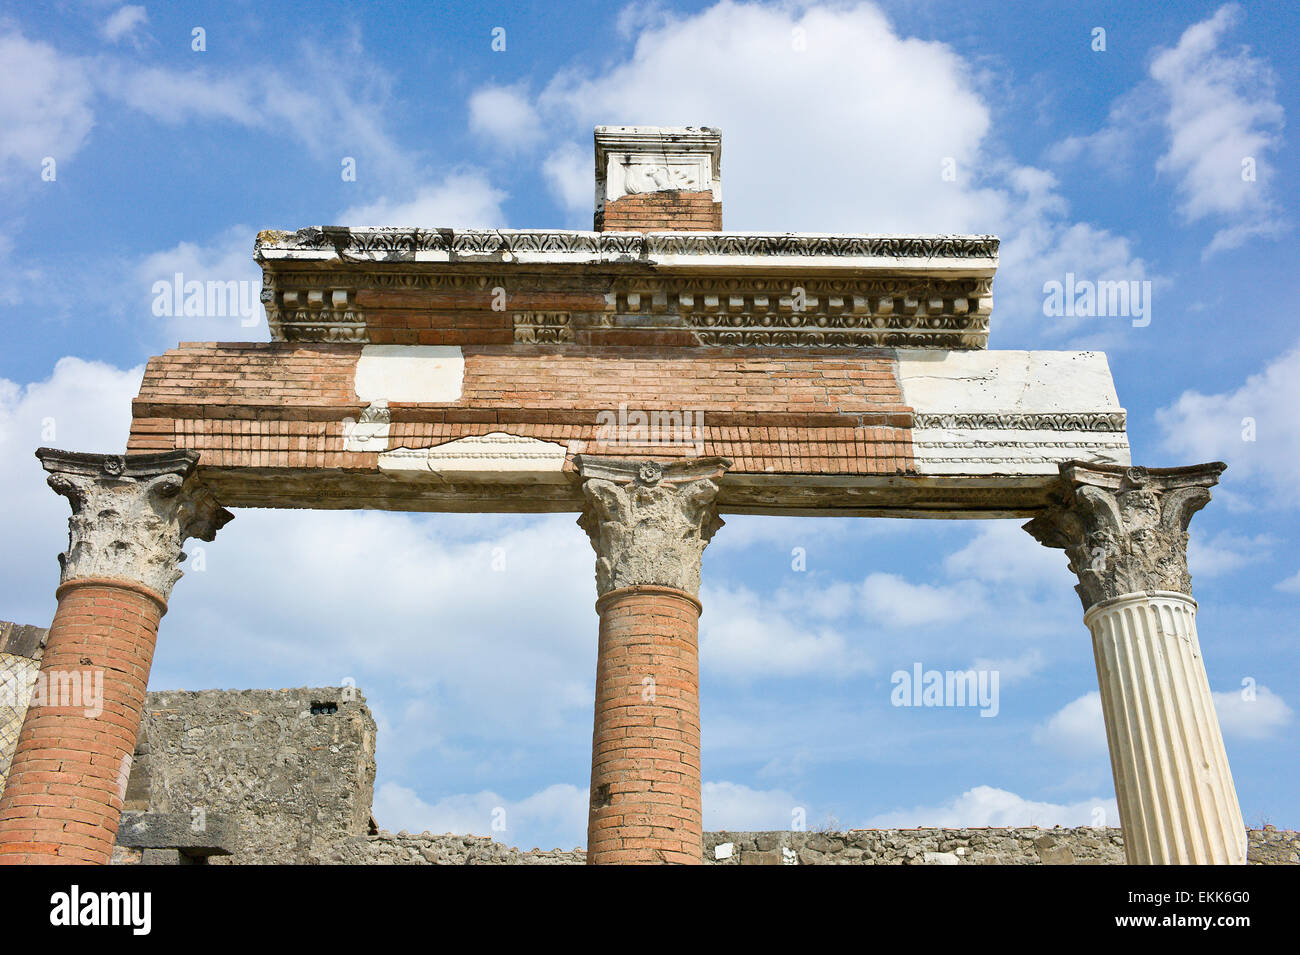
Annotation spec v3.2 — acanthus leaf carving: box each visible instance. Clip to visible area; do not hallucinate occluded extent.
[36,449,233,602]
[1023,462,1224,611]
[576,456,731,597]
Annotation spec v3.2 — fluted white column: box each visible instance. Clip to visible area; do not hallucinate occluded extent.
[1026,462,1246,865]
[1085,591,1246,864]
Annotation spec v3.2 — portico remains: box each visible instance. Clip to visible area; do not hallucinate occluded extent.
[0,126,1245,865]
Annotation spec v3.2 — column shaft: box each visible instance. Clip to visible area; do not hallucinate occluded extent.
[1087,591,1246,865]
[0,449,228,866]
[588,586,702,865]
[1025,462,1245,865]
[0,580,165,864]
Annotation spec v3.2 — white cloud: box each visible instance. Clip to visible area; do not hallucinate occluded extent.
[539,2,996,234]
[373,781,587,850]
[701,582,868,678]
[1276,569,1300,593]
[97,63,263,126]
[338,172,507,227]
[468,85,544,149]
[1047,5,1285,260]
[541,141,590,224]
[101,6,149,47]
[1047,86,1155,175]
[866,785,1116,829]
[943,520,1072,590]
[1150,4,1286,255]
[0,30,95,182]
[970,649,1045,684]
[1213,685,1293,740]
[0,357,144,626]
[706,513,881,553]
[156,509,598,731]
[861,572,983,628]
[994,173,1152,344]
[1155,340,1300,495]
[1188,530,1273,577]
[1032,682,1288,752]
[1033,691,1107,755]
[132,225,266,347]
[375,778,813,847]
[0,24,419,192]
[703,780,802,831]
[514,0,1150,343]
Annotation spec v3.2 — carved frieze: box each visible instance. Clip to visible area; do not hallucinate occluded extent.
[260,267,996,348]
[513,312,573,343]
[256,228,1000,262]
[912,412,1127,431]
[264,284,368,343]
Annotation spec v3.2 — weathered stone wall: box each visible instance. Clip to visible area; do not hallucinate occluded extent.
[704,828,1122,865]
[0,621,48,794]
[323,826,1298,865]
[2,626,1294,868]
[328,832,585,865]
[131,687,376,864]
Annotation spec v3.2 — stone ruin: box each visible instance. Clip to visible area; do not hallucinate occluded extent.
[0,127,1282,865]
[2,620,1295,865]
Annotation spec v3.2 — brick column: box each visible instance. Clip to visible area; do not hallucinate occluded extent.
[0,450,230,865]
[1025,462,1246,865]
[577,456,729,865]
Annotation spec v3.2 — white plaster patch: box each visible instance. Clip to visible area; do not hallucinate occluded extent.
[378,432,568,482]
[714,842,734,860]
[354,345,464,403]
[898,350,1131,476]
[897,350,1122,414]
[781,847,798,865]
[342,401,390,452]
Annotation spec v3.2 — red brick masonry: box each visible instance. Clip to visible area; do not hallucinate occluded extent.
[0,580,166,865]
[599,190,722,231]
[126,343,915,477]
[587,586,703,865]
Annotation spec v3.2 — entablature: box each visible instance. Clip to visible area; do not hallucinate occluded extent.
[255,229,999,350]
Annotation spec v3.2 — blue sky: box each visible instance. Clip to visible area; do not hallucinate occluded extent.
[1,0,1296,850]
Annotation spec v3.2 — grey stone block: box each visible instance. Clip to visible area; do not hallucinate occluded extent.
[115,810,237,856]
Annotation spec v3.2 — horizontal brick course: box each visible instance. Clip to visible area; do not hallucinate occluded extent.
[128,343,916,477]
[598,191,722,231]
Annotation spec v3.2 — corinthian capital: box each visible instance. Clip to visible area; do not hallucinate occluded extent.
[1023,461,1225,611]
[37,449,233,602]
[576,457,731,597]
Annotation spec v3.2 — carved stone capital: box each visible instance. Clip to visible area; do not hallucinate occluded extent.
[575,456,731,597]
[37,449,233,603]
[1023,461,1225,610]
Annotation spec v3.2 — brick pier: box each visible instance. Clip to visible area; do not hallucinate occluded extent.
[0,450,228,865]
